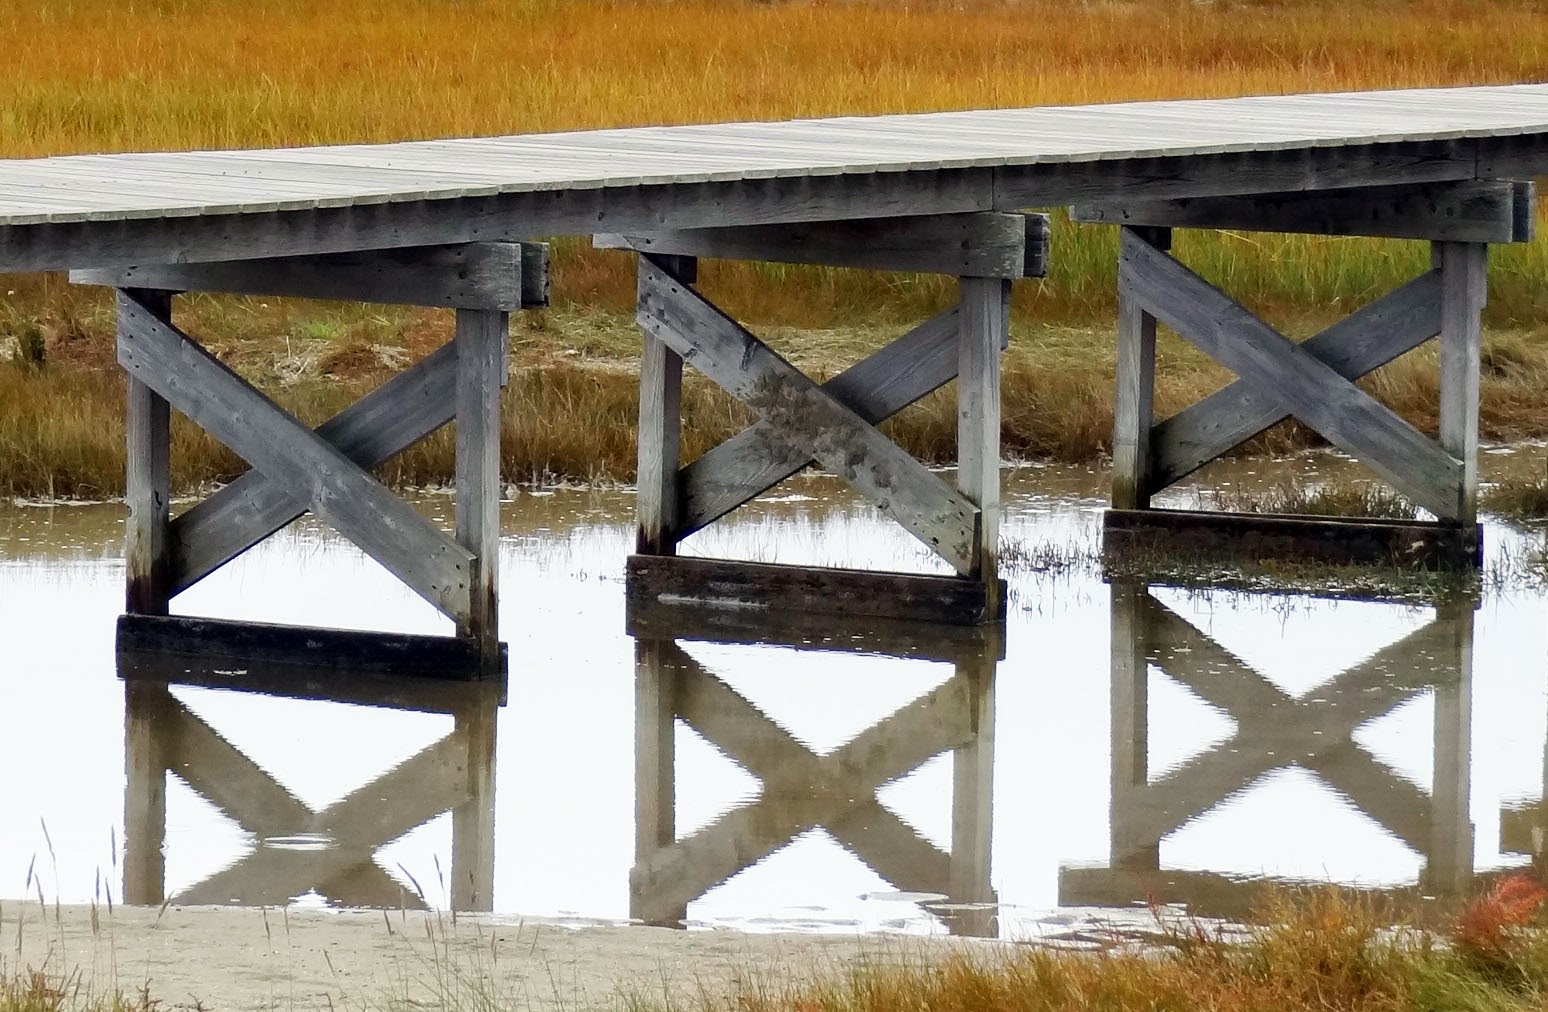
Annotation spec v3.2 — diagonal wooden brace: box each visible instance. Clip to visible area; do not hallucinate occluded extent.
[636,259,981,573]
[1119,231,1464,520]
[115,290,475,622]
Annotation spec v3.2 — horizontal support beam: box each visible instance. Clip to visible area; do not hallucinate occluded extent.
[73,241,549,310]
[598,212,1047,278]
[1072,180,1535,243]
[626,555,1008,626]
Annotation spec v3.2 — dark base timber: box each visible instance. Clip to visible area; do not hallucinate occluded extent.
[625,555,1008,627]
[117,614,510,690]
[1102,507,1483,570]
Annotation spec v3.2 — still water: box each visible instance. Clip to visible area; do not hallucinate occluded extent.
[2,457,1547,939]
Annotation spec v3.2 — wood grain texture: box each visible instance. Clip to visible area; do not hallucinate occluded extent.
[635,255,691,555]
[1437,241,1488,527]
[123,288,173,615]
[1111,228,1169,510]
[957,275,1010,592]
[455,308,508,666]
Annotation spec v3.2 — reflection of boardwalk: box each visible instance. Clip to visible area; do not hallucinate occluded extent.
[122,652,502,911]
[628,609,998,934]
[1060,583,1475,918]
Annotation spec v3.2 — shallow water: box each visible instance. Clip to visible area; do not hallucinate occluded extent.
[3,452,1548,939]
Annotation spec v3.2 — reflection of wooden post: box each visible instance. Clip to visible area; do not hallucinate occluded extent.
[123,680,172,905]
[1427,597,1475,894]
[1109,581,1158,870]
[633,638,683,926]
[948,649,996,936]
[451,703,497,911]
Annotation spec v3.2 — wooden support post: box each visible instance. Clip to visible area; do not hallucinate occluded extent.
[1112,227,1170,511]
[633,638,685,926]
[636,255,695,556]
[455,308,507,668]
[1427,597,1475,895]
[958,275,1010,601]
[124,288,174,615]
[948,651,996,936]
[123,680,171,906]
[1437,241,1487,527]
[450,702,497,911]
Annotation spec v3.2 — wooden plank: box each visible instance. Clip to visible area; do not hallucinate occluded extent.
[123,289,173,615]
[680,304,967,539]
[1437,241,1488,527]
[519,242,551,307]
[75,242,532,311]
[114,291,477,620]
[170,342,459,595]
[636,261,981,572]
[1118,231,1464,520]
[1102,507,1483,569]
[626,555,1007,626]
[957,275,1009,595]
[1112,228,1169,509]
[1151,270,1443,492]
[454,309,507,666]
[597,212,1044,279]
[635,255,692,555]
[1073,179,1534,243]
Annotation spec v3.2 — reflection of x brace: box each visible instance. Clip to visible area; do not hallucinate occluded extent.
[635,260,984,573]
[1128,595,1452,853]
[154,695,472,908]
[632,641,974,914]
[1121,230,1471,519]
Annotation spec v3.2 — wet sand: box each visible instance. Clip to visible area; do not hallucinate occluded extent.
[4,903,981,1010]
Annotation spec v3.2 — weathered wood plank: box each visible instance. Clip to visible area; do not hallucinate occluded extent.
[1150,269,1444,492]
[636,261,981,572]
[170,342,459,595]
[597,212,1046,278]
[123,289,173,615]
[626,555,1007,626]
[75,242,541,311]
[1118,231,1463,520]
[114,291,476,620]
[957,275,1009,594]
[454,308,508,665]
[636,255,693,555]
[680,305,966,539]
[1073,179,1535,242]
[1112,228,1169,510]
[1436,241,1487,527]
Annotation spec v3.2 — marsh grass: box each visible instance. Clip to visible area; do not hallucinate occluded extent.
[1200,478,1421,521]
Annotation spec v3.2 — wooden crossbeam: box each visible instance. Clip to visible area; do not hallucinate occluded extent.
[636,259,981,573]
[598,212,1047,279]
[1119,230,1464,520]
[1150,270,1443,492]
[1073,180,1535,243]
[115,290,476,621]
[75,241,550,311]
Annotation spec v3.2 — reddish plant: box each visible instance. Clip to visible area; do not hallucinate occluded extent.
[1455,873,1548,957]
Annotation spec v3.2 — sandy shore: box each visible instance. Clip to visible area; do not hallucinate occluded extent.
[1,903,987,1010]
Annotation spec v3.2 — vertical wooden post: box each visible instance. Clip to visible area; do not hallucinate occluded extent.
[1437,241,1487,527]
[1426,597,1475,895]
[636,255,695,556]
[631,637,684,926]
[450,700,498,911]
[122,288,174,615]
[948,649,997,936]
[1109,580,1159,870]
[958,275,1010,611]
[123,680,170,906]
[455,308,508,671]
[1112,227,1171,511]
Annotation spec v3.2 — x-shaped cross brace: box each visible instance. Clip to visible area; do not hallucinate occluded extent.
[631,637,995,934]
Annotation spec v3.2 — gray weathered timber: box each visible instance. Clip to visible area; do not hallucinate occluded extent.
[124,289,174,616]
[635,255,693,555]
[1111,228,1170,510]
[957,275,1010,591]
[635,260,981,573]
[170,342,459,595]
[680,305,966,539]
[114,291,476,619]
[1118,231,1463,520]
[1437,241,1488,527]
[455,309,508,667]
[596,212,1045,278]
[1072,179,1536,243]
[74,243,539,311]
[519,242,551,308]
[1150,270,1444,492]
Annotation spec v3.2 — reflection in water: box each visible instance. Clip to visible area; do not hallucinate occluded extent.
[628,608,999,935]
[1061,581,1477,918]
[121,651,503,911]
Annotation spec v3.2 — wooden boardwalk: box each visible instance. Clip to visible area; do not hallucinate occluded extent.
[5,82,1543,657]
